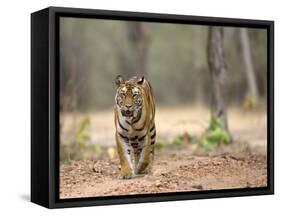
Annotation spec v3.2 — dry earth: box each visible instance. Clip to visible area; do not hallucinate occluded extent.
[60,147,267,199]
[60,107,267,199]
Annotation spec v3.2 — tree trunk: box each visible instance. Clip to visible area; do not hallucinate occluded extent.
[61,20,79,113]
[193,27,204,106]
[127,22,148,77]
[240,28,259,103]
[60,20,80,159]
[207,27,231,136]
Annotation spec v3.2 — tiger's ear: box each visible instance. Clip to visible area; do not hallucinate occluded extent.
[115,75,124,86]
[137,76,144,85]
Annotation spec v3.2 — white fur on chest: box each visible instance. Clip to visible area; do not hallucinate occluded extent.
[118,116,146,137]
[117,108,147,137]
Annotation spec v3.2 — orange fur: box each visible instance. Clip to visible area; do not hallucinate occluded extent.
[114,76,156,178]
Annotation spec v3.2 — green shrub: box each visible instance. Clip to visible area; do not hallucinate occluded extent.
[200,117,231,149]
[76,118,90,151]
[171,134,184,147]
[155,136,167,150]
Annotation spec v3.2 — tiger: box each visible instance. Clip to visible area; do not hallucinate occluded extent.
[114,75,156,179]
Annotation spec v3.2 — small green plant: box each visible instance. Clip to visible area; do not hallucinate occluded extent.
[76,118,90,151]
[89,144,102,156]
[209,116,223,130]
[155,136,167,150]
[60,139,74,163]
[171,132,196,148]
[188,134,198,144]
[171,134,184,147]
[60,157,73,164]
[200,117,231,150]
[75,118,103,158]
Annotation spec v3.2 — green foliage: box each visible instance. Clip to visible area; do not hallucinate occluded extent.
[207,127,230,143]
[171,134,184,147]
[154,132,197,150]
[155,136,167,150]
[75,118,103,157]
[200,137,216,150]
[60,141,73,164]
[60,117,105,162]
[209,117,223,130]
[188,134,199,144]
[200,117,231,150]
[76,118,90,151]
[89,144,102,156]
[60,157,73,164]
[171,132,197,148]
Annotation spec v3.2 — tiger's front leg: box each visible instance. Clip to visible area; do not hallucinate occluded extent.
[116,133,135,179]
[135,136,153,174]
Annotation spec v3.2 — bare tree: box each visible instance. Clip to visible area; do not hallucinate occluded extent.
[60,20,81,160]
[193,26,204,106]
[61,20,80,113]
[127,22,148,77]
[207,27,231,136]
[240,28,259,103]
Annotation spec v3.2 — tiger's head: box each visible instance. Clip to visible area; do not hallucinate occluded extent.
[115,75,145,121]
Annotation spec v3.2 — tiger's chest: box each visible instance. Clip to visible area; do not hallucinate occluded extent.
[117,116,148,150]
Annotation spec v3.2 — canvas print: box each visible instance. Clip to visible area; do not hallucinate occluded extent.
[59,17,267,199]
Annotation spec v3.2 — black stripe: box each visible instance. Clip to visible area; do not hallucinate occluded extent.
[134,118,146,131]
[118,118,128,131]
[132,111,142,124]
[118,133,127,139]
[126,120,131,125]
[150,125,155,132]
[135,125,145,131]
[138,134,146,141]
[151,132,156,139]
[151,141,155,145]
[118,133,129,142]
[130,136,138,141]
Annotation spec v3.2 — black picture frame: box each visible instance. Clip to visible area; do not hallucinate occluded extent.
[31,6,274,209]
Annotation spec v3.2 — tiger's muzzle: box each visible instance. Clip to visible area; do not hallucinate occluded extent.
[121,109,134,117]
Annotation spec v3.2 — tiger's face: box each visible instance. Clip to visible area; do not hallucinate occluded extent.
[115,75,144,121]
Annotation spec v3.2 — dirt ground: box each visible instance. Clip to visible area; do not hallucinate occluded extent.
[60,146,267,199]
[60,106,267,199]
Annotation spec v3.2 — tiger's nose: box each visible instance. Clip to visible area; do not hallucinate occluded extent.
[125,104,132,108]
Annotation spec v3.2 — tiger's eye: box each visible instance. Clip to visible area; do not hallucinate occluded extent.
[132,87,140,96]
[135,97,142,105]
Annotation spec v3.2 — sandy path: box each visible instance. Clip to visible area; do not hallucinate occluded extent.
[60,107,267,198]
[60,148,267,199]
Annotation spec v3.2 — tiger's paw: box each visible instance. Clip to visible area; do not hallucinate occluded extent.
[120,173,134,179]
[135,162,150,175]
[120,168,134,179]
[136,170,149,176]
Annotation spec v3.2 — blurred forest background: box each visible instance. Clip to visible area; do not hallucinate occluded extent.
[59,17,267,163]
